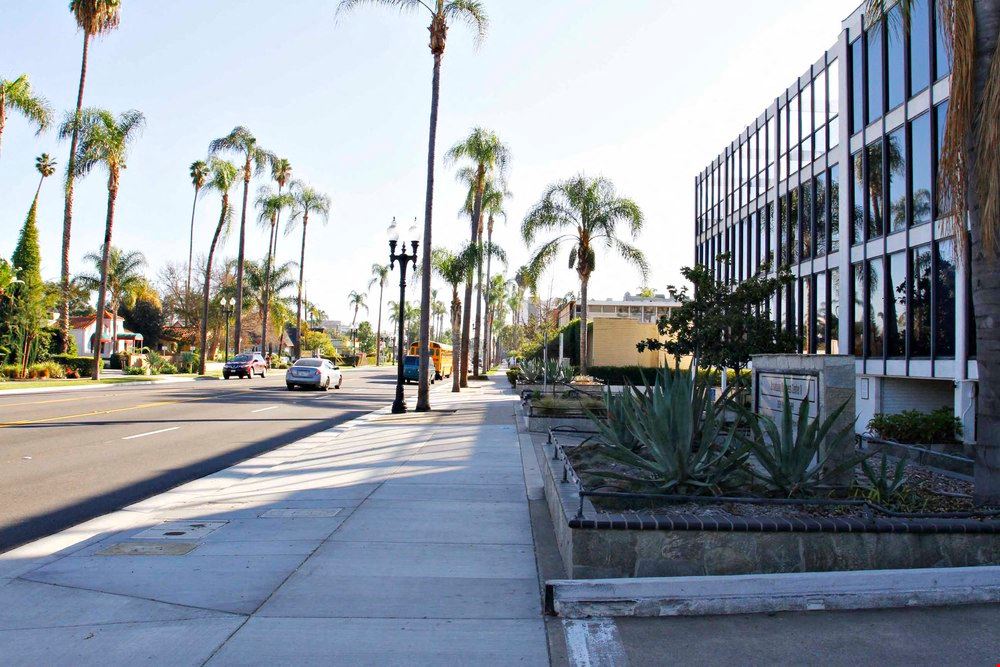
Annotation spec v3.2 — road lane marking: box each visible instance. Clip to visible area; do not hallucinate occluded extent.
[122,427,180,440]
[251,406,279,413]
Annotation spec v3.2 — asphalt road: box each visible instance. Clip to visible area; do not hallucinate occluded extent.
[0,366,425,552]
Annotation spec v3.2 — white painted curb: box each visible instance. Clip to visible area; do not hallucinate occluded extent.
[546,566,1000,618]
[0,376,205,396]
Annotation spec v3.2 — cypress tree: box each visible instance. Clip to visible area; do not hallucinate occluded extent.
[2,200,48,368]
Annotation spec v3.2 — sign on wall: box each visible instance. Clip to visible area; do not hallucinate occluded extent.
[756,372,819,426]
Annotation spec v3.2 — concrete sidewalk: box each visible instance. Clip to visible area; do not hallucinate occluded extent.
[0,380,548,665]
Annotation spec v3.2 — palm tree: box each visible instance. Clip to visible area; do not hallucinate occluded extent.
[337,0,489,411]
[867,1,998,502]
[244,258,296,344]
[432,246,473,392]
[198,158,239,375]
[0,75,53,157]
[347,290,368,352]
[287,182,331,359]
[33,153,56,202]
[369,263,390,364]
[77,246,146,359]
[479,182,507,368]
[432,299,447,342]
[61,0,121,354]
[486,273,507,364]
[522,175,648,373]
[62,107,144,379]
[446,127,510,385]
[255,186,294,355]
[208,127,275,352]
[186,160,210,306]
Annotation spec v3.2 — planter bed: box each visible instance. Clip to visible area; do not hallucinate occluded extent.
[539,434,1000,580]
[862,437,974,477]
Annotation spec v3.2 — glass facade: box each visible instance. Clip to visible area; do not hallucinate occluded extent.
[693,5,960,374]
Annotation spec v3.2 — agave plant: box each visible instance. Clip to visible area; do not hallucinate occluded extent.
[860,451,909,504]
[518,358,543,383]
[587,368,750,495]
[737,384,867,498]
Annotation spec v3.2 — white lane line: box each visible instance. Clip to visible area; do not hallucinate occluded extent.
[563,618,630,667]
[122,426,180,441]
[251,406,279,413]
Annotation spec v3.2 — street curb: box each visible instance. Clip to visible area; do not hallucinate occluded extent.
[0,377,201,397]
[544,566,1000,618]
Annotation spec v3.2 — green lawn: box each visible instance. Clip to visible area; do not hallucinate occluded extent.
[0,373,220,391]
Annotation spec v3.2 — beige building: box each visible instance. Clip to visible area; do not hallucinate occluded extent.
[555,292,679,327]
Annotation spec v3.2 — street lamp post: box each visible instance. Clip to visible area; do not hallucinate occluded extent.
[222,296,236,362]
[388,218,419,414]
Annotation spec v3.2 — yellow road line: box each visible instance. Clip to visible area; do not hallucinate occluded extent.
[0,387,257,428]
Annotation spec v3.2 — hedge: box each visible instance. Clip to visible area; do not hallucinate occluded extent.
[52,354,104,376]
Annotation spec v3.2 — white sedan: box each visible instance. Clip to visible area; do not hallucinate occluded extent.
[286,358,343,391]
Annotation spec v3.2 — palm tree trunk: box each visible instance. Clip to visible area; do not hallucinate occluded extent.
[376,281,384,365]
[92,173,118,380]
[451,291,461,392]
[198,198,227,375]
[62,31,91,354]
[970,0,1000,504]
[112,302,119,362]
[579,275,590,373]
[260,218,276,356]
[234,162,250,353]
[186,185,199,317]
[0,104,6,157]
[473,223,484,377]
[483,217,495,369]
[461,174,485,388]
[416,52,443,412]
[295,215,309,359]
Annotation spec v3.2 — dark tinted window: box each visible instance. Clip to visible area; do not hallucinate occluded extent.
[815,172,827,256]
[935,239,956,356]
[867,25,884,124]
[830,268,841,354]
[789,189,799,264]
[294,358,323,367]
[910,0,931,94]
[801,183,812,259]
[867,258,885,357]
[851,39,864,133]
[887,5,905,108]
[866,140,885,239]
[910,112,932,225]
[887,127,906,232]
[852,152,864,244]
[800,277,811,353]
[829,165,841,251]
[232,354,251,362]
[853,263,865,355]
[887,251,907,357]
[911,244,932,356]
[816,271,828,354]
[935,2,952,79]
[934,101,951,216]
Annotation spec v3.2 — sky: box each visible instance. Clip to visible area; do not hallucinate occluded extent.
[0,0,860,324]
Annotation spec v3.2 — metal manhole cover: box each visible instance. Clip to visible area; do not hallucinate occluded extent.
[133,520,227,540]
[260,508,342,518]
[97,541,197,556]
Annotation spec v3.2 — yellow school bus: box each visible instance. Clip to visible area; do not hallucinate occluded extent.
[408,341,454,380]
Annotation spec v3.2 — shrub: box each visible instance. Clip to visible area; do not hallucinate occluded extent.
[26,361,66,379]
[506,368,519,386]
[176,351,197,374]
[866,407,962,445]
[0,364,21,379]
[588,366,652,386]
[157,362,178,374]
[108,351,129,370]
[124,366,148,376]
[52,354,102,377]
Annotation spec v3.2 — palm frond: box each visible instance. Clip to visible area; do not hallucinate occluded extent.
[2,74,53,134]
[444,0,489,45]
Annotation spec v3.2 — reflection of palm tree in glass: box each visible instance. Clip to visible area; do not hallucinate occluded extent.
[912,189,931,226]
[887,134,906,232]
[912,250,932,356]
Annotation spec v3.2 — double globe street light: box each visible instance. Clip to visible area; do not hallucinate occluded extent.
[221,296,237,362]
[387,217,420,414]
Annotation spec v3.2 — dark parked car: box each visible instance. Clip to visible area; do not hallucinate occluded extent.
[223,353,267,379]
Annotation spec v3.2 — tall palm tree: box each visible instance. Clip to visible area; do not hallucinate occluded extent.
[244,258,296,343]
[77,246,146,358]
[369,263,390,364]
[347,290,368,352]
[432,246,473,392]
[479,182,507,368]
[62,107,144,379]
[486,273,507,364]
[186,160,210,306]
[522,175,648,373]
[61,0,121,354]
[432,299,447,342]
[868,0,998,502]
[33,153,56,202]
[255,186,294,354]
[0,75,53,157]
[446,127,509,385]
[198,158,239,375]
[208,126,275,353]
[337,0,489,411]
[288,182,331,359]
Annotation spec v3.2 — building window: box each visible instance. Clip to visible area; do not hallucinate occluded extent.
[779,196,789,265]
[867,23,885,125]
[866,139,885,239]
[887,127,906,233]
[829,58,841,148]
[850,39,864,134]
[853,263,865,355]
[801,181,813,259]
[887,4,906,109]
[851,152,864,244]
[789,94,800,174]
[789,189,799,264]
[813,70,826,159]
[829,164,841,251]
[910,112,932,226]
[815,272,827,354]
[935,1,952,80]
[910,0,931,95]
[800,276,812,353]
[765,202,774,266]
[887,251,907,357]
[911,244,932,356]
[934,100,951,217]
[867,257,885,357]
[815,172,827,257]
[935,238,956,357]
[830,268,840,353]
